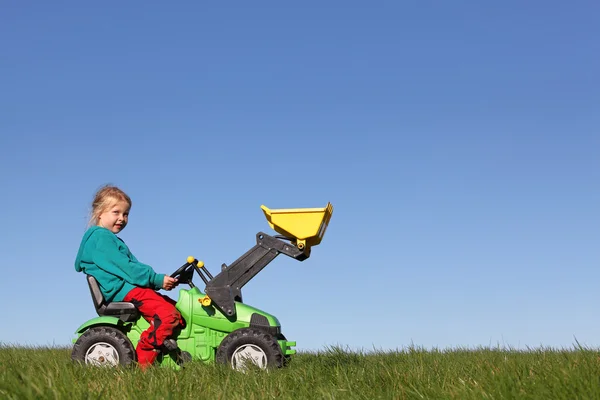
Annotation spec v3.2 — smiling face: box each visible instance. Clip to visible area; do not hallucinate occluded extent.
[97,200,130,234]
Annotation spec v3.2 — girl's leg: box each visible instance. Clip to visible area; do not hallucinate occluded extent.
[123,287,184,367]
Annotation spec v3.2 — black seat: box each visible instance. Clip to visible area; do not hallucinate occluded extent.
[86,275,139,322]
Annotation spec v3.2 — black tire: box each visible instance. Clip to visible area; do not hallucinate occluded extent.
[216,328,283,370]
[71,326,135,367]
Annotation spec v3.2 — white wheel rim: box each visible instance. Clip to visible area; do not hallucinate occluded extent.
[231,344,267,370]
[84,342,120,366]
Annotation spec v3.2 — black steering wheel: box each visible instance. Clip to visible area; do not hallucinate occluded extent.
[170,263,193,279]
[170,259,197,288]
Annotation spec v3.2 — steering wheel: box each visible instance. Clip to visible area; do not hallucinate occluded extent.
[170,262,193,279]
[171,256,199,279]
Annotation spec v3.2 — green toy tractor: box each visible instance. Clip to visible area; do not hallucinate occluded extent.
[71,203,333,370]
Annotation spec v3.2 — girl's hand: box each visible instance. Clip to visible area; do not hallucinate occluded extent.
[163,276,178,290]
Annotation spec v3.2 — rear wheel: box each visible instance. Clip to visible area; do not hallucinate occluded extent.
[71,326,135,367]
[216,328,283,371]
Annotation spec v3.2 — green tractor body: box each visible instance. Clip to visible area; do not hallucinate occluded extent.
[73,286,295,368]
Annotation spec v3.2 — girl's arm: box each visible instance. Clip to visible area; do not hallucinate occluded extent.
[91,230,165,290]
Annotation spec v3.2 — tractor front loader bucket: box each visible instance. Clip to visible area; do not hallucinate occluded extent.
[260,202,333,251]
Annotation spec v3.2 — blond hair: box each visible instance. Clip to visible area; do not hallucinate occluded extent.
[89,185,132,226]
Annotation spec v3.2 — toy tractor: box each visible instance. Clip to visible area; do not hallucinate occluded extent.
[71,203,333,370]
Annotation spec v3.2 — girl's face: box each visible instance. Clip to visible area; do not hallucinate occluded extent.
[97,200,130,234]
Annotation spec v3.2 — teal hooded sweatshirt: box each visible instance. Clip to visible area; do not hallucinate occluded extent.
[74,226,165,302]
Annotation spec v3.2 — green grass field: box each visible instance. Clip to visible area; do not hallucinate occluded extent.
[1,345,599,399]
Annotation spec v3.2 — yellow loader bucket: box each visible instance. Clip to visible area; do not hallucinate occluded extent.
[261,202,333,250]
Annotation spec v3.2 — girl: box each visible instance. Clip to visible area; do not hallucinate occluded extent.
[74,185,183,368]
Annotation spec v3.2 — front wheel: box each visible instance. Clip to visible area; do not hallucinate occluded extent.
[71,326,135,367]
[216,328,283,371]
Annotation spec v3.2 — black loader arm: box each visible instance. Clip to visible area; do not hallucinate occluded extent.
[205,232,308,317]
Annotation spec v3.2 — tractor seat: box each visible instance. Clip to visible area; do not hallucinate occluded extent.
[86,275,139,322]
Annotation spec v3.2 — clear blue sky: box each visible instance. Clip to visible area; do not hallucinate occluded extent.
[1,1,598,352]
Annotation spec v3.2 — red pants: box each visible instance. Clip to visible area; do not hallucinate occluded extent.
[123,287,184,366]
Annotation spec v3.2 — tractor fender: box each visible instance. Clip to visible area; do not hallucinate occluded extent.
[74,316,132,335]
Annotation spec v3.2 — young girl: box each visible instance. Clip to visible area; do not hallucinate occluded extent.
[74,185,183,368]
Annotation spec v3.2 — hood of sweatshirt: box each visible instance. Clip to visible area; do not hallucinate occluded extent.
[74,226,106,272]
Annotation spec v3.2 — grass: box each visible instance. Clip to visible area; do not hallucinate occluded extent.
[1,345,600,399]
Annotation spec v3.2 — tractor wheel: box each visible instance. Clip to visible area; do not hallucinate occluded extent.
[216,328,283,371]
[71,326,135,367]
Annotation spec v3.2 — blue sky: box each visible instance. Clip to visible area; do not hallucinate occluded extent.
[0,1,598,352]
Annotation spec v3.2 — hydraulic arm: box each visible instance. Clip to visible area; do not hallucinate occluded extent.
[205,232,308,317]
